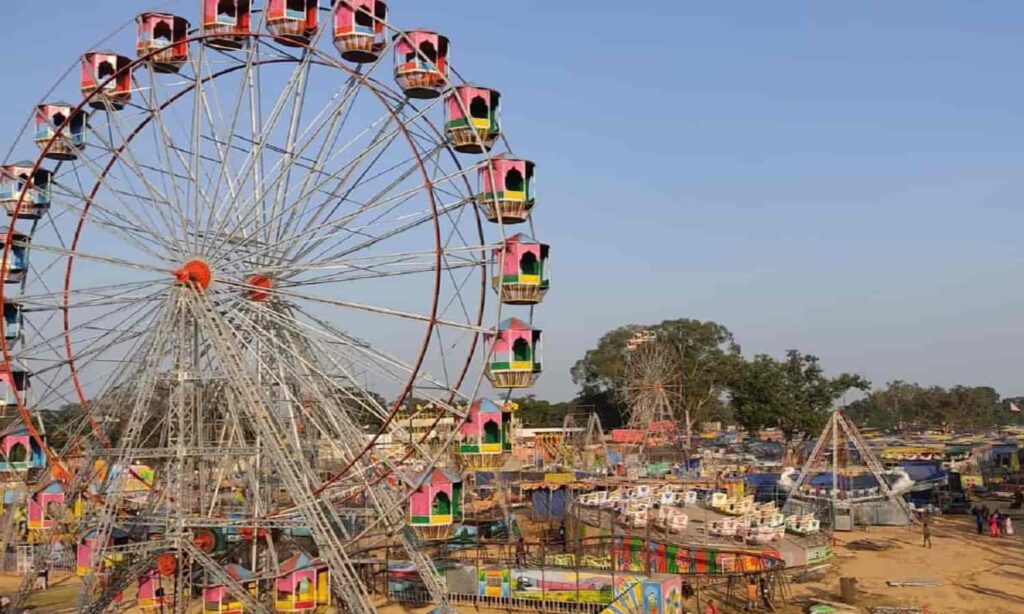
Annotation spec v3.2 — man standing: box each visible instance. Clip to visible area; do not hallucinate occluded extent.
[745,577,759,611]
[922,517,932,549]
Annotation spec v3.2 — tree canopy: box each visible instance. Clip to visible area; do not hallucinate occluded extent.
[846,381,1005,431]
[728,349,870,438]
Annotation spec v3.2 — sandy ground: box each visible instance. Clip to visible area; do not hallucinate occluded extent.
[2,514,1021,613]
[784,514,1024,614]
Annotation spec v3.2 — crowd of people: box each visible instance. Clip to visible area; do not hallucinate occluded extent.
[971,505,1015,537]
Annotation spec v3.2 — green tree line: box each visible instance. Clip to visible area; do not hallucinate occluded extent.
[513,318,1021,436]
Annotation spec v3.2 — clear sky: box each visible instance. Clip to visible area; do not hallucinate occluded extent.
[1,1,1022,402]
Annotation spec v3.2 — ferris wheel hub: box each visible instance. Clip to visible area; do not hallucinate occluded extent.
[246,274,272,301]
[173,259,212,291]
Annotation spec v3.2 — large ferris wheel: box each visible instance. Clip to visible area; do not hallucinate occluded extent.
[0,2,548,612]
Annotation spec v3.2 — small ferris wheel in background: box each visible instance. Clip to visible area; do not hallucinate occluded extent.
[619,330,683,436]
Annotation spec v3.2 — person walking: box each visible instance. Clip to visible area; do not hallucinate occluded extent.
[972,506,984,535]
[515,536,526,566]
[989,512,1000,537]
[745,577,759,611]
[1005,515,1014,536]
[922,517,932,549]
[703,599,720,614]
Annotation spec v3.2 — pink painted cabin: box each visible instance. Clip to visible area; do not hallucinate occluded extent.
[0,161,51,219]
[457,399,511,455]
[204,563,257,613]
[493,233,549,305]
[393,30,450,99]
[267,0,319,46]
[487,318,542,388]
[477,157,536,224]
[445,85,501,154]
[35,102,87,161]
[276,553,329,611]
[80,52,132,110]
[0,365,30,408]
[138,568,173,609]
[136,12,190,73]
[202,0,252,49]
[28,481,64,530]
[408,468,461,526]
[334,0,388,63]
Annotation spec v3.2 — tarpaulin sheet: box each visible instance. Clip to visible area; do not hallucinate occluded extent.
[531,488,567,521]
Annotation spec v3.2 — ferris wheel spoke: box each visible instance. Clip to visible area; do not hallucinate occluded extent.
[47,183,180,261]
[227,294,450,402]
[293,143,454,265]
[21,293,164,379]
[215,301,411,448]
[188,42,260,258]
[250,150,456,273]
[227,282,486,336]
[137,63,208,255]
[263,244,487,285]
[280,100,447,249]
[286,302,473,400]
[198,45,320,259]
[86,110,191,254]
[265,50,314,250]
[17,278,169,310]
[193,41,263,259]
[290,196,473,275]
[49,152,183,259]
[26,240,171,275]
[206,104,406,267]
[228,301,465,465]
[274,57,392,246]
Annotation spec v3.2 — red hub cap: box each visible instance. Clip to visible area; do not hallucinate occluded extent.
[246,275,272,301]
[174,260,212,291]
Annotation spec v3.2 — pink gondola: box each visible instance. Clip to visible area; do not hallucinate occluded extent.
[334,0,388,63]
[445,85,501,154]
[35,103,87,161]
[267,0,319,47]
[202,0,251,50]
[408,467,462,541]
[0,161,51,219]
[81,52,132,111]
[493,233,549,305]
[136,12,191,73]
[477,157,535,224]
[393,30,449,99]
[487,318,542,389]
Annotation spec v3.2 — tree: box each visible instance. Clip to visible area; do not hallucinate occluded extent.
[846,380,924,431]
[847,382,1002,432]
[729,349,870,439]
[511,395,570,428]
[571,319,741,444]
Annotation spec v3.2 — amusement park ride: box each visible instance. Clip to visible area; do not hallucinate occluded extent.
[0,1,547,612]
[616,331,684,455]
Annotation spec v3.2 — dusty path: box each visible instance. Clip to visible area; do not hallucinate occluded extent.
[786,515,1024,614]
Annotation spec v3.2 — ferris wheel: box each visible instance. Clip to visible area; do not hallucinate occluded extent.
[619,331,682,435]
[0,2,549,612]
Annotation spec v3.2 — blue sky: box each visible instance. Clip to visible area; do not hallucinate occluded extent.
[2,1,1022,402]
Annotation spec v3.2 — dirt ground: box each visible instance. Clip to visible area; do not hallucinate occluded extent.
[784,513,1024,614]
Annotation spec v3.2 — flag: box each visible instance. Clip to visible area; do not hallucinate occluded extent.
[1010,402,1022,413]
